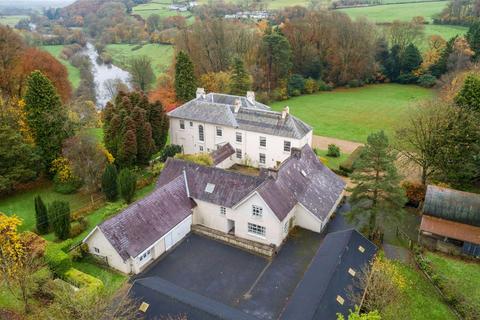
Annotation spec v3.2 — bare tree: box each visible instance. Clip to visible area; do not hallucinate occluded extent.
[387,19,424,51]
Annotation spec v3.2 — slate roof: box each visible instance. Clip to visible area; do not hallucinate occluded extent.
[97,176,195,261]
[423,185,480,227]
[257,146,346,221]
[280,229,377,320]
[157,145,345,221]
[168,92,312,139]
[210,143,235,165]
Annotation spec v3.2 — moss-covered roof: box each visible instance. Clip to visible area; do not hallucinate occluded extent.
[423,185,480,227]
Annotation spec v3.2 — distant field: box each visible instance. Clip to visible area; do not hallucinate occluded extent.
[0,15,28,27]
[132,1,192,19]
[105,43,174,81]
[424,24,467,40]
[41,45,81,89]
[270,84,433,142]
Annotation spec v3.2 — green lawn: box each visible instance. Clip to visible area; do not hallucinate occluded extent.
[105,43,174,82]
[427,252,480,312]
[424,24,467,41]
[72,256,127,291]
[315,149,350,171]
[132,1,192,19]
[384,261,457,320]
[0,15,28,27]
[41,45,81,89]
[270,84,432,142]
[0,182,91,233]
[86,128,104,143]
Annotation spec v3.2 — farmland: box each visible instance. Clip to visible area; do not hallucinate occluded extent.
[132,1,192,19]
[41,45,82,89]
[0,15,28,27]
[270,84,432,142]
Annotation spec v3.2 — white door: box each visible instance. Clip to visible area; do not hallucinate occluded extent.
[165,215,192,251]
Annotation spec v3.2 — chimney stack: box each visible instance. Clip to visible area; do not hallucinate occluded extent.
[234,98,241,113]
[196,88,206,99]
[281,106,289,119]
[246,91,255,104]
[290,147,301,158]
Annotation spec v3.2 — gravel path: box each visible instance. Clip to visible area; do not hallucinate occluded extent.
[312,135,363,154]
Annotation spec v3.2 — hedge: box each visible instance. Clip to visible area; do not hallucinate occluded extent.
[339,146,364,174]
[44,242,72,276]
[64,267,104,294]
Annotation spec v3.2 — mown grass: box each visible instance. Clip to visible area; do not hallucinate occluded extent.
[105,43,174,82]
[72,256,127,291]
[132,0,192,19]
[383,261,457,320]
[315,149,350,171]
[40,45,81,89]
[0,15,28,27]
[426,252,480,312]
[270,84,432,142]
[86,128,104,143]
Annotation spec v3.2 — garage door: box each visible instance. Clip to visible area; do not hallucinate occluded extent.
[165,215,192,251]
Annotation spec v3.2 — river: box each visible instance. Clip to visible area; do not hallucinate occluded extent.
[84,43,131,108]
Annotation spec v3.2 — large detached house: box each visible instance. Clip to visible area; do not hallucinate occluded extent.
[83,145,346,274]
[168,89,313,168]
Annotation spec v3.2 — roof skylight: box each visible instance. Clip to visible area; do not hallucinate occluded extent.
[205,183,215,193]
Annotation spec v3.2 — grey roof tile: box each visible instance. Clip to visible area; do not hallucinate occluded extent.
[210,143,235,165]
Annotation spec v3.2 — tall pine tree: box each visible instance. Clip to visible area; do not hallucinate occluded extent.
[24,71,70,171]
[400,43,422,74]
[175,51,197,102]
[454,74,480,112]
[346,131,406,240]
[229,57,252,95]
[48,200,71,240]
[34,195,49,234]
[466,21,480,60]
[101,164,118,201]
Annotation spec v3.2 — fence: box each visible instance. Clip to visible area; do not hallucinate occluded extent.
[396,227,414,249]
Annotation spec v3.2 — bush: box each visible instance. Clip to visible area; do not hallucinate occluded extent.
[68,243,89,262]
[101,164,118,201]
[347,79,363,88]
[317,80,333,91]
[101,202,128,220]
[313,148,321,156]
[287,74,305,96]
[418,73,437,88]
[45,243,72,276]
[174,153,214,166]
[64,268,104,293]
[326,144,341,157]
[339,146,364,174]
[48,201,71,240]
[35,195,49,234]
[159,144,182,162]
[118,168,137,204]
[401,181,426,207]
[271,86,288,101]
[53,175,82,194]
[150,162,164,176]
[397,73,418,84]
[69,217,89,238]
[304,78,319,94]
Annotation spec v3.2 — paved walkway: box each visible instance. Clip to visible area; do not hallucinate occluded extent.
[383,244,412,264]
[312,135,363,154]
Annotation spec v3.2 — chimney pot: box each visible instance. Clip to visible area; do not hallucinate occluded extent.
[196,88,206,99]
[281,106,289,119]
[234,98,241,113]
[246,91,255,104]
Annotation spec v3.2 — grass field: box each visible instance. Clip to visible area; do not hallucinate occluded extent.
[427,252,480,312]
[270,84,432,142]
[132,0,192,19]
[0,15,28,27]
[383,261,457,320]
[105,43,174,82]
[41,45,81,89]
[315,149,350,170]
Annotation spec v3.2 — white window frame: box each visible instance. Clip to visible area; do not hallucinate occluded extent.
[252,205,263,218]
[198,125,204,142]
[248,223,266,237]
[138,249,151,263]
[220,206,226,215]
[259,136,266,148]
[284,140,291,152]
[179,120,185,130]
[199,146,204,152]
[259,153,266,165]
[236,132,242,143]
[216,126,223,137]
[94,247,100,253]
[236,148,242,159]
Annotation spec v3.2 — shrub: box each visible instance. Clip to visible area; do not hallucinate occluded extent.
[271,87,288,101]
[101,164,118,201]
[45,243,72,276]
[118,168,137,204]
[304,78,319,94]
[159,144,182,162]
[339,146,364,174]
[35,195,49,234]
[317,80,333,91]
[48,201,71,240]
[151,162,164,176]
[397,73,418,84]
[417,73,437,88]
[53,175,82,194]
[64,267,104,293]
[287,74,305,96]
[313,148,321,156]
[326,144,341,157]
[347,79,363,88]
[101,202,128,220]
[174,153,214,166]
[69,217,89,238]
[401,181,426,207]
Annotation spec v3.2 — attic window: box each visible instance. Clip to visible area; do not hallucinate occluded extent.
[205,183,215,193]
[358,245,365,253]
[301,169,307,177]
[139,302,149,312]
[348,268,356,277]
[336,295,345,305]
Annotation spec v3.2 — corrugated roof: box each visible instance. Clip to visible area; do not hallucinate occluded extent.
[423,185,480,227]
[280,229,377,320]
[98,176,195,261]
[168,92,312,139]
[210,143,235,165]
[420,215,480,245]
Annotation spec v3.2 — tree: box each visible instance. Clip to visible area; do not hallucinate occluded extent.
[62,133,110,193]
[454,74,480,112]
[48,201,71,240]
[337,307,381,320]
[102,164,118,201]
[0,124,41,195]
[429,36,456,77]
[401,43,422,73]
[200,71,231,94]
[260,31,292,92]
[118,168,136,204]
[24,71,70,172]
[132,107,155,164]
[466,21,480,59]
[388,19,424,52]
[384,45,402,81]
[346,131,406,239]
[128,55,155,92]
[229,57,252,95]
[34,196,49,234]
[175,51,197,102]
[0,25,24,98]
